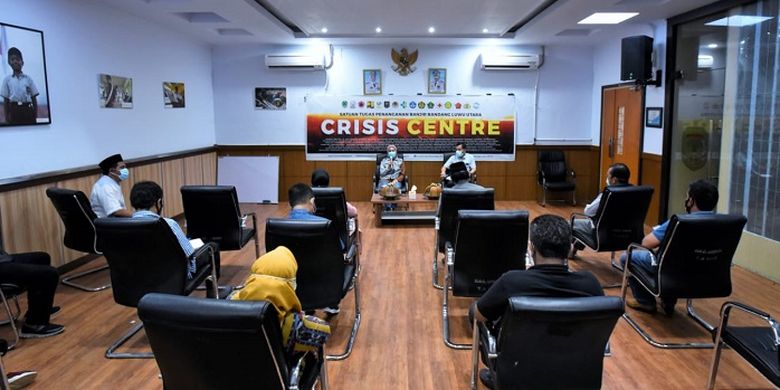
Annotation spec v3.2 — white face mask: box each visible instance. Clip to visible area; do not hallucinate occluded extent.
[605,177,611,187]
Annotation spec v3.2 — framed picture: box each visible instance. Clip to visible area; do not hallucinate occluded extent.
[163,82,185,108]
[645,107,663,128]
[363,69,381,95]
[255,87,286,110]
[428,68,446,94]
[99,74,133,109]
[0,23,51,126]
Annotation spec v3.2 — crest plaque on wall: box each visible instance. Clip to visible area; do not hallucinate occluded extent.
[391,48,418,76]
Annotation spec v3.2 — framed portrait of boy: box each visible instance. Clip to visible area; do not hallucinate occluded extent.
[428,68,446,94]
[0,23,51,126]
[363,69,382,95]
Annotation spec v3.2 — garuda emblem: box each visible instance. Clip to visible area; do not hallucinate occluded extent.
[391,48,418,76]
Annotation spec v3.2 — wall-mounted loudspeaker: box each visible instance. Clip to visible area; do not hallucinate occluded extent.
[621,35,653,81]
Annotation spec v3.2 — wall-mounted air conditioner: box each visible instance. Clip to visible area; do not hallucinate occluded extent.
[265,54,325,70]
[480,53,543,70]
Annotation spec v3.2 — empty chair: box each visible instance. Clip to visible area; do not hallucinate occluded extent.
[0,285,23,350]
[537,151,576,206]
[138,293,328,390]
[707,301,780,389]
[432,188,495,289]
[471,296,624,390]
[46,187,109,292]
[266,219,359,361]
[620,213,747,348]
[312,187,359,256]
[181,185,259,259]
[374,152,408,193]
[442,210,529,349]
[96,217,219,359]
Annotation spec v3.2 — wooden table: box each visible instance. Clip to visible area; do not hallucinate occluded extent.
[370,194,438,227]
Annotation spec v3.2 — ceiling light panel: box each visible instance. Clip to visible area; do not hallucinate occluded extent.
[578,12,639,25]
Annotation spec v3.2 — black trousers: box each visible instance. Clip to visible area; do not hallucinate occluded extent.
[7,102,36,124]
[0,252,58,325]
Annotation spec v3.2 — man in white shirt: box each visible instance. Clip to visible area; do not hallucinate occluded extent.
[90,154,132,218]
[441,142,477,185]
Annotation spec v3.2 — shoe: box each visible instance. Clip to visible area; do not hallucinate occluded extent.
[20,323,65,339]
[7,370,37,389]
[626,298,656,314]
[323,306,340,315]
[478,368,495,390]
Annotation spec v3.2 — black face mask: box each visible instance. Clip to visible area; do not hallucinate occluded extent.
[684,198,693,213]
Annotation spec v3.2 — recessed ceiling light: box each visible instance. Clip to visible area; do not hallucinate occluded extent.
[482,28,489,33]
[375,27,382,33]
[706,15,773,27]
[707,43,718,48]
[321,27,328,33]
[428,26,435,33]
[578,12,639,24]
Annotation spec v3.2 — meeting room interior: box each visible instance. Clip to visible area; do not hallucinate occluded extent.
[1,0,779,389]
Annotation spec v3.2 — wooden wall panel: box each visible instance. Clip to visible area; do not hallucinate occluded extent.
[183,155,204,186]
[202,152,217,185]
[0,184,65,266]
[641,153,663,225]
[55,175,101,262]
[161,159,185,218]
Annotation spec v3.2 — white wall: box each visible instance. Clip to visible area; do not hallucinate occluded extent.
[213,44,594,146]
[591,21,667,155]
[0,0,216,180]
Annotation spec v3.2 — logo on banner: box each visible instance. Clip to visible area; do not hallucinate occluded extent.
[409,101,417,109]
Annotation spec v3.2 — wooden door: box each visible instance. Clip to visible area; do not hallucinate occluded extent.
[600,86,643,186]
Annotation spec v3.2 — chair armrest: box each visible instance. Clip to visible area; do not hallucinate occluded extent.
[345,242,358,264]
[445,242,454,266]
[288,351,308,390]
[570,212,591,227]
[718,301,779,343]
[242,212,257,228]
[190,242,218,274]
[435,216,440,231]
[478,321,497,359]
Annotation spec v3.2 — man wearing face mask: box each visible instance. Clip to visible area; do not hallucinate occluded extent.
[91,153,132,218]
[441,142,476,184]
[620,179,719,315]
[377,144,405,191]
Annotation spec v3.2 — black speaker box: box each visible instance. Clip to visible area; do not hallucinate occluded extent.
[621,35,653,81]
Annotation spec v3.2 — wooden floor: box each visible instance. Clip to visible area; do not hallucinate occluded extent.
[4,201,778,389]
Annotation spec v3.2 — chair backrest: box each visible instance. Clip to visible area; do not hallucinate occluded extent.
[95,218,190,307]
[656,213,747,298]
[138,293,290,390]
[46,187,100,254]
[496,296,624,389]
[312,187,350,247]
[181,185,242,248]
[265,219,347,311]
[592,185,654,251]
[538,151,568,183]
[452,210,529,296]
[437,188,495,252]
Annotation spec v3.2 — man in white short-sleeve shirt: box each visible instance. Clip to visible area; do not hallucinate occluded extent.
[91,153,132,218]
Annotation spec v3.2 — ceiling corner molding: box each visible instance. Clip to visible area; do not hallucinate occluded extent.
[507,0,560,34]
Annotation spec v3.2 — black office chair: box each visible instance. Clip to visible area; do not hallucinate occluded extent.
[266,219,359,361]
[96,217,219,359]
[432,188,495,289]
[373,152,407,193]
[312,187,359,257]
[181,185,259,259]
[707,301,780,389]
[0,285,23,350]
[571,185,654,272]
[442,210,528,349]
[442,153,477,185]
[138,293,328,390]
[471,296,624,390]
[537,151,576,206]
[620,213,747,349]
[46,187,109,292]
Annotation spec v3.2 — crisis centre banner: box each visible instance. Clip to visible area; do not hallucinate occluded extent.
[306,95,516,160]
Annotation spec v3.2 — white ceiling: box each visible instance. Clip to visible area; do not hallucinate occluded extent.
[93,0,721,46]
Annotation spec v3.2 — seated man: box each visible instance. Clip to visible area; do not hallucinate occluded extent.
[570,163,631,257]
[441,142,476,184]
[377,144,405,190]
[621,179,718,315]
[449,162,484,190]
[287,183,328,222]
[130,181,199,279]
[470,214,603,389]
[0,250,64,338]
[311,169,358,219]
[91,153,132,218]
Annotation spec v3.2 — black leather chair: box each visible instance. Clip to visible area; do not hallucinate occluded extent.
[46,187,109,292]
[312,187,359,258]
[471,296,624,390]
[707,301,780,389]
[620,213,747,349]
[432,188,495,289]
[0,285,23,350]
[373,152,407,193]
[181,185,259,259]
[442,210,528,349]
[571,185,654,270]
[138,293,328,390]
[442,153,477,185]
[537,151,576,206]
[95,217,219,359]
[266,219,359,361]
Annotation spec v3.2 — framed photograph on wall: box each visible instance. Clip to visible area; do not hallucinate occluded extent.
[363,69,381,95]
[428,68,446,94]
[99,74,133,109]
[645,107,663,128]
[255,87,287,110]
[163,82,185,108]
[0,23,51,126]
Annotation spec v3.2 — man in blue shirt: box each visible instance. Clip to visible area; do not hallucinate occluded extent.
[287,183,328,221]
[621,179,719,315]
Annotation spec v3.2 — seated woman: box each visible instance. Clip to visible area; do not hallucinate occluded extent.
[232,246,330,360]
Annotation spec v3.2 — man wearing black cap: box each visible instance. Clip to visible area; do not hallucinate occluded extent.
[90,154,132,218]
